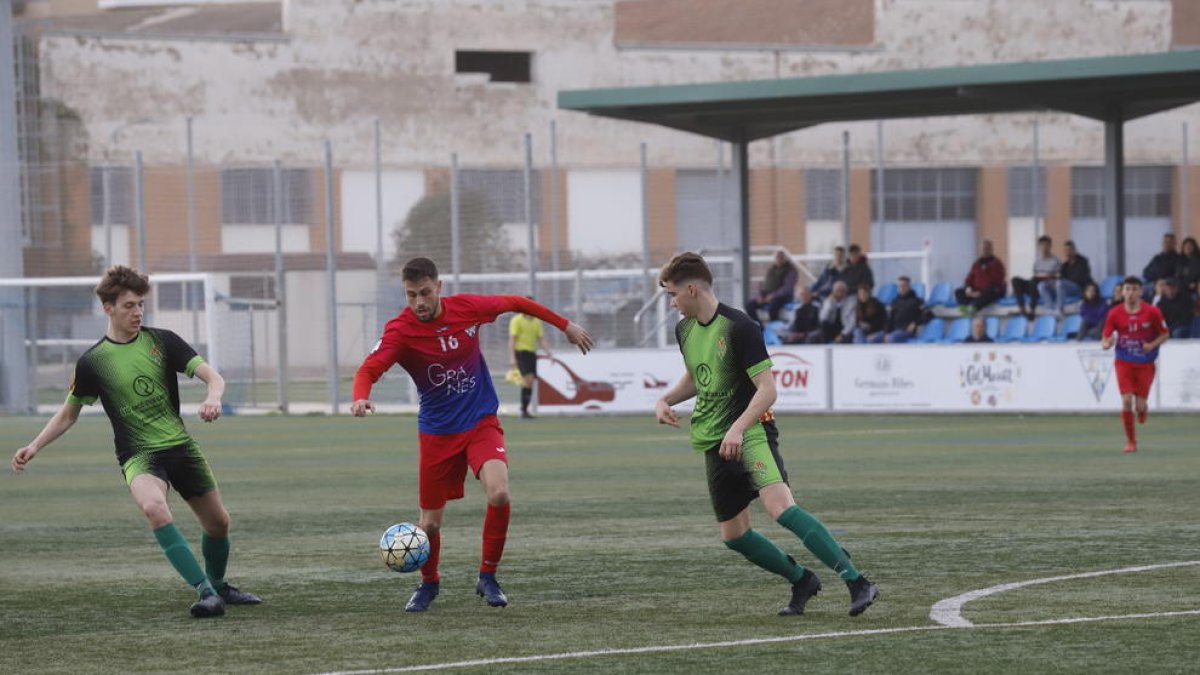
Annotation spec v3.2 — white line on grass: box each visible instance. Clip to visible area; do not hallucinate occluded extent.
[929,560,1200,627]
[312,609,1200,675]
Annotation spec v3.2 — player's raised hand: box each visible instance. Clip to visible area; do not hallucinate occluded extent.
[198,400,222,422]
[350,399,376,417]
[11,445,38,474]
[655,398,679,428]
[563,321,594,355]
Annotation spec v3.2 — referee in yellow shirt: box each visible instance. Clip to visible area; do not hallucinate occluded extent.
[508,302,552,419]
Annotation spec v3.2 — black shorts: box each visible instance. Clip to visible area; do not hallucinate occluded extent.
[120,441,217,500]
[515,350,538,376]
[704,421,789,523]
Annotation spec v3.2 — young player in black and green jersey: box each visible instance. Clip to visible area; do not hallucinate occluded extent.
[11,265,261,618]
[654,252,880,617]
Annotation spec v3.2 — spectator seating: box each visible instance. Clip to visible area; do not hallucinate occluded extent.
[985,316,1000,339]
[916,318,946,343]
[1023,315,1057,343]
[1099,274,1123,300]
[1049,314,1083,342]
[996,315,1029,343]
[941,317,971,343]
[875,282,898,305]
[927,281,955,307]
[911,281,927,301]
[763,320,786,345]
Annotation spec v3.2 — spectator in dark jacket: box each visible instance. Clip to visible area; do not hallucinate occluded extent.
[783,286,821,344]
[883,276,925,343]
[809,281,857,344]
[1178,236,1200,297]
[809,246,846,300]
[1058,239,1094,306]
[1077,282,1107,341]
[1155,278,1194,339]
[840,244,874,293]
[746,249,797,323]
[963,316,993,343]
[955,239,1006,313]
[1142,233,1184,294]
[852,284,887,343]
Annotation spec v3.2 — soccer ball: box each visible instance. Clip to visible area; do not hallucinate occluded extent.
[380,522,430,573]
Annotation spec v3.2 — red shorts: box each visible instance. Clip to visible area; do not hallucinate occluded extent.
[417,415,507,510]
[1114,360,1156,399]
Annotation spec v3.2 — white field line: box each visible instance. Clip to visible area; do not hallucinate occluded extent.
[929,560,1200,627]
[312,609,1200,675]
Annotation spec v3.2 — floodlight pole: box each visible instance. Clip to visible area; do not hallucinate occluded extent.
[0,0,31,411]
[733,134,750,308]
[1104,116,1127,276]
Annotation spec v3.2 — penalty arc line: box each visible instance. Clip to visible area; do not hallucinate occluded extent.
[929,560,1200,627]
[312,609,1200,675]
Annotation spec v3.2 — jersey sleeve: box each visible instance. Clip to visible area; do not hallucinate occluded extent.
[66,357,100,406]
[161,329,203,377]
[1150,305,1169,334]
[733,317,772,378]
[467,295,569,331]
[352,322,403,401]
[1101,306,1117,338]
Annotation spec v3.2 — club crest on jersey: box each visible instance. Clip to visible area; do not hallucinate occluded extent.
[717,336,727,358]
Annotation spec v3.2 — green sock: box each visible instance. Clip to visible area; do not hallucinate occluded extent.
[724,529,805,584]
[777,505,860,581]
[153,523,215,596]
[201,534,230,588]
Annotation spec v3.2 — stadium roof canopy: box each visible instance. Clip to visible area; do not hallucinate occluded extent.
[558,51,1200,289]
[559,50,1200,143]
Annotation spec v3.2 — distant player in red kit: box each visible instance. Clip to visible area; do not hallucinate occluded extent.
[351,257,593,612]
[1101,276,1169,453]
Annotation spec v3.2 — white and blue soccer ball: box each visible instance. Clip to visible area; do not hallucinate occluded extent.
[380,522,430,573]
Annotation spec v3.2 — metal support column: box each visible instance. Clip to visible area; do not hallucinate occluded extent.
[1103,116,1127,276]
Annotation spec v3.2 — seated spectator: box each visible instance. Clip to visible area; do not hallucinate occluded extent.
[1155,278,1194,339]
[808,281,856,344]
[1108,280,1124,310]
[1058,240,1094,306]
[810,246,846,300]
[783,286,821,344]
[883,275,925,343]
[1178,236,1200,297]
[840,244,875,293]
[852,284,886,343]
[963,316,993,343]
[746,249,797,324]
[1012,235,1061,319]
[955,239,1006,314]
[1077,282,1107,341]
[1142,232,1184,298]
[1151,278,1167,306]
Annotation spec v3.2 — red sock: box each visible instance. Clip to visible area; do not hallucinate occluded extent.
[421,529,441,584]
[1138,408,1147,424]
[1121,410,1136,444]
[480,502,511,574]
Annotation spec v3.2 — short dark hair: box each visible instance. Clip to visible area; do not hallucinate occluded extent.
[848,244,862,254]
[402,257,439,283]
[1064,239,1076,248]
[659,251,713,287]
[897,275,911,283]
[833,245,846,253]
[858,283,873,293]
[95,265,150,305]
[1121,275,1143,288]
[1037,235,1051,245]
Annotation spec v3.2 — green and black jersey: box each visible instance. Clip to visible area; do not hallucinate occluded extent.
[66,327,205,462]
[675,303,773,452]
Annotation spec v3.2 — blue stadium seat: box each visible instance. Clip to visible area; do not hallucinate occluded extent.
[927,281,954,307]
[916,318,946,343]
[941,317,971,343]
[875,282,898,305]
[1049,314,1083,342]
[1099,274,1122,300]
[763,325,782,345]
[996,315,1029,343]
[997,293,1018,307]
[1023,315,1057,342]
[985,316,1000,339]
[1060,282,1083,306]
[911,281,927,301]
[1191,316,1200,339]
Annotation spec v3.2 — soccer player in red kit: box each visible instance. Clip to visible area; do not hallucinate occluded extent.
[1102,276,1169,453]
[351,257,593,612]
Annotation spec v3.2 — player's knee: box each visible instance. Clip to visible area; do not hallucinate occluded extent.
[205,510,231,538]
[141,500,173,528]
[487,487,510,507]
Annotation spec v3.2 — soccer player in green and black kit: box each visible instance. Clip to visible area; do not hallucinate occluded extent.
[11,266,261,618]
[654,252,880,617]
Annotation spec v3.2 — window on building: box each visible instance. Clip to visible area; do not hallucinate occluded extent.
[455,50,532,83]
[458,169,541,223]
[871,168,977,222]
[155,281,206,311]
[230,275,276,301]
[805,169,844,221]
[89,166,134,226]
[221,168,313,225]
[1007,166,1046,218]
[1071,166,1172,218]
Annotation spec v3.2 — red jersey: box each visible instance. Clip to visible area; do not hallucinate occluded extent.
[353,294,567,434]
[1102,302,1168,364]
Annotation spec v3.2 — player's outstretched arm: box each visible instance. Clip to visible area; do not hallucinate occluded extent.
[655,372,696,428]
[349,399,376,417]
[194,363,225,423]
[11,403,83,473]
[562,321,593,355]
